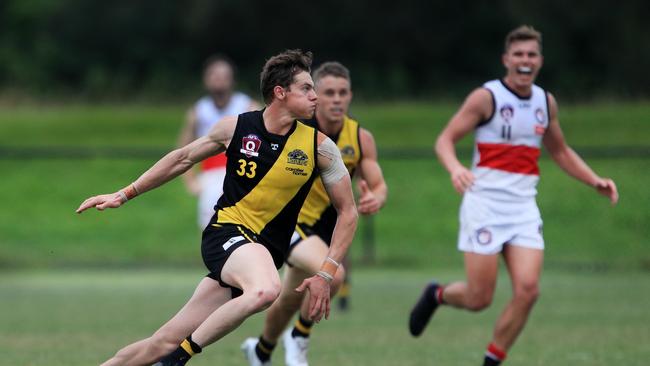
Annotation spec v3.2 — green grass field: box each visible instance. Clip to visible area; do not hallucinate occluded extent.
[1,268,649,365]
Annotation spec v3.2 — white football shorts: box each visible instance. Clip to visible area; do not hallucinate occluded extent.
[457,192,544,255]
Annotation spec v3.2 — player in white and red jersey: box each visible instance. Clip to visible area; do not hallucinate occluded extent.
[409,25,618,366]
[178,55,261,228]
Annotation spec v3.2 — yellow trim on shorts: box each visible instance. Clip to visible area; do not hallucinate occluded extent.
[180,339,195,356]
[236,226,255,243]
[295,225,308,240]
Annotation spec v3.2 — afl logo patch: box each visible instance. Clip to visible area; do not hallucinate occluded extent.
[287,149,308,166]
[500,104,514,122]
[240,134,261,158]
[535,107,545,123]
[476,228,492,245]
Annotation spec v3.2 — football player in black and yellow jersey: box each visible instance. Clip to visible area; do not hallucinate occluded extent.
[242,62,388,366]
[76,50,358,366]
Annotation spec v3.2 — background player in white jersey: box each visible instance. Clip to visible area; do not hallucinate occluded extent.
[242,62,387,366]
[178,55,261,228]
[408,25,618,366]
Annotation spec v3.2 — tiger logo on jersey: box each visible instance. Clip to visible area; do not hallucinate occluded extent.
[287,149,308,166]
[341,145,356,158]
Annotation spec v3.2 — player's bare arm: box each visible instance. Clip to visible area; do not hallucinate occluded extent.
[357,128,388,215]
[435,88,493,193]
[542,93,618,204]
[178,108,202,195]
[76,116,237,213]
[296,133,357,322]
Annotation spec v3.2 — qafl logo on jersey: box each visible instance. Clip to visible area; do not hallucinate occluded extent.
[535,107,545,123]
[240,134,261,158]
[287,149,308,166]
[500,104,514,122]
[476,228,492,245]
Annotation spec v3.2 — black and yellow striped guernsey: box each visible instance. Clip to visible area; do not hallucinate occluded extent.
[214,110,319,259]
[296,115,361,234]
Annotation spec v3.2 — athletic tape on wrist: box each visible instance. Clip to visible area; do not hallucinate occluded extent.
[118,191,128,203]
[121,183,139,200]
[326,256,340,267]
[320,261,338,277]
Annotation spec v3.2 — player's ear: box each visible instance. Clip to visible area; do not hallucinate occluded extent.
[273,85,286,101]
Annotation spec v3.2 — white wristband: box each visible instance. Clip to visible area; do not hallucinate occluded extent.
[316,271,334,283]
[118,191,128,203]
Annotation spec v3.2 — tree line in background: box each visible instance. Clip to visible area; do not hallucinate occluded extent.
[1,0,648,101]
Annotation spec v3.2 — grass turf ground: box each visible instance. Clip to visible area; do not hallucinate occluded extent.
[1,268,649,365]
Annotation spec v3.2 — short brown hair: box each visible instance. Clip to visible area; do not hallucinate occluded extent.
[260,49,313,104]
[313,61,351,84]
[504,25,542,52]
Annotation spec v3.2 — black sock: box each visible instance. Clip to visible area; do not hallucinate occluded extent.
[291,315,314,338]
[483,356,502,366]
[255,336,276,362]
[483,343,506,366]
[156,336,202,366]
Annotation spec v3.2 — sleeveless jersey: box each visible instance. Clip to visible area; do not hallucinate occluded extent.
[195,92,252,171]
[297,116,362,229]
[470,79,550,201]
[214,110,319,258]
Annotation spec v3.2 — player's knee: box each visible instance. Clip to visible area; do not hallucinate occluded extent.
[278,288,303,310]
[466,292,493,312]
[247,283,281,312]
[514,282,540,305]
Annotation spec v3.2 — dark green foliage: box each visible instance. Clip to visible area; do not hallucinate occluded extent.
[0,0,649,99]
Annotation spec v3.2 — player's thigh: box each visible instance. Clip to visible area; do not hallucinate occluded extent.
[221,243,281,291]
[502,245,543,293]
[287,235,329,275]
[464,251,500,297]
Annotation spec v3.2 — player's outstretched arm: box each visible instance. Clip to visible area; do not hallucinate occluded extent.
[542,93,618,205]
[296,134,358,322]
[356,128,388,215]
[76,116,237,213]
[435,88,493,193]
[177,107,201,196]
